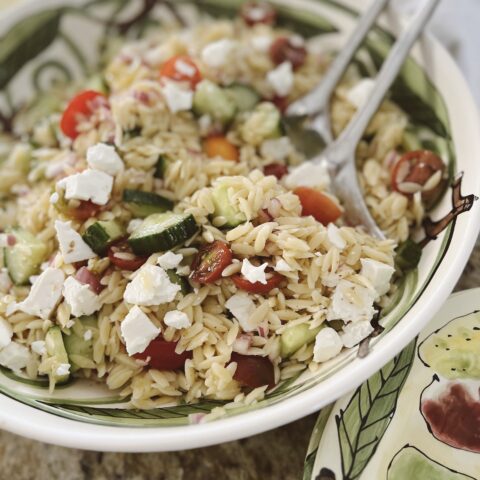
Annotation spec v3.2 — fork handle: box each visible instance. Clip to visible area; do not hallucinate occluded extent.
[286,0,391,117]
[337,0,440,149]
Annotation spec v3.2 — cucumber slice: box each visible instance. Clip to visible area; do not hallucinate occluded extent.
[45,326,70,383]
[281,324,323,358]
[193,80,237,124]
[167,270,191,295]
[128,212,198,255]
[84,74,109,95]
[225,84,260,112]
[395,239,422,271]
[123,189,174,218]
[212,183,246,228]
[64,316,97,373]
[402,129,422,152]
[154,155,169,179]
[4,228,48,285]
[82,220,125,255]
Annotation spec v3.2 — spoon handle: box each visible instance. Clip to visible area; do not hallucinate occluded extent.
[286,0,391,117]
[338,0,440,148]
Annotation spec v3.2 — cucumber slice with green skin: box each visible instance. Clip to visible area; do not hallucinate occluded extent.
[225,84,260,112]
[45,326,70,383]
[193,80,237,124]
[154,155,169,179]
[281,324,323,358]
[128,212,198,255]
[64,316,97,373]
[167,270,191,295]
[123,189,174,218]
[395,239,422,270]
[211,183,247,228]
[4,228,48,285]
[82,220,125,255]
[84,74,109,95]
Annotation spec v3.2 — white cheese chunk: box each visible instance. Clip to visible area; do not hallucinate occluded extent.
[0,317,13,349]
[55,220,96,264]
[327,280,376,323]
[284,160,331,190]
[57,169,113,206]
[56,363,71,377]
[346,78,376,110]
[327,223,346,250]
[162,79,193,113]
[267,61,294,97]
[87,143,124,176]
[31,340,46,356]
[274,259,293,273]
[121,305,160,356]
[201,39,236,68]
[313,327,343,363]
[241,259,268,285]
[63,276,102,317]
[260,137,293,162]
[360,258,395,299]
[83,330,93,341]
[17,268,65,320]
[157,251,183,270]
[164,310,191,329]
[0,342,31,373]
[124,264,181,306]
[340,320,374,348]
[251,35,272,52]
[225,293,257,332]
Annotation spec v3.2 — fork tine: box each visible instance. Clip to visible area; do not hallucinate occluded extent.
[287,0,391,118]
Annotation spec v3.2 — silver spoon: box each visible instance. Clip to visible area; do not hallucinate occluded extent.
[288,0,440,238]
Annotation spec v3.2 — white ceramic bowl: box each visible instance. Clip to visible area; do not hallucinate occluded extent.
[0,0,479,452]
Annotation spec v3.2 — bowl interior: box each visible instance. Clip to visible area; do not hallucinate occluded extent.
[0,0,478,448]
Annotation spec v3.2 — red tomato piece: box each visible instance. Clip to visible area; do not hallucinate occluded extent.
[190,241,233,284]
[69,200,102,221]
[108,241,148,271]
[60,90,106,140]
[263,162,289,180]
[160,55,202,89]
[294,187,342,225]
[269,36,307,70]
[240,1,277,26]
[232,271,283,295]
[230,353,275,389]
[134,337,192,371]
[269,95,289,113]
[75,267,103,294]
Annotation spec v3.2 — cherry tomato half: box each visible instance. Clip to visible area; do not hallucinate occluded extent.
[108,241,148,271]
[232,271,283,295]
[69,200,103,221]
[60,90,106,140]
[269,95,289,113]
[240,1,277,26]
[75,267,103,294]
[134,337,192,371]
[269,36,307,70]
[391,150,445,200]
[263,162,289,180]
[190,241,233,284]
[294,187,342,225]
[230,353,275,389]
[160,55,202,89]
[203,135,239,162]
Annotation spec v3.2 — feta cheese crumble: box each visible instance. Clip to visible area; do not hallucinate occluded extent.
[31,340,47,356]
[157,251,183,270]
[164,310,191,329]
[63,276,102,317]
[274,259,293,273]
[251,35,272,52]
[55,220,96,264]
[0,317,13,349]
[360,258,395,298]
[267,61,294,97]
[121,305,160,355]
[327,280,376,323]
[260,137,293,162]
[340,320,374,348]
[313,327,343,363]
[0,342,31,374]
[346,78,376,110]
[83,330,93,341]
[56,363,71,377]
[161,79,193,113]
[225,293,257,332]
[57,169,113,205]
[124,264,181,306]
[327,223,346,250]
[284,160,331,190]
[241,259,268,284]
[17,268,65,320]
[201,39,236,68]
[87,143,124,176]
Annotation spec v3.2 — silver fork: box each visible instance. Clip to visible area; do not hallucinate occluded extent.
[287,0,440,239]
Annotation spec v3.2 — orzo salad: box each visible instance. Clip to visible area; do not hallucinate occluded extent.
[0,2,447,408]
